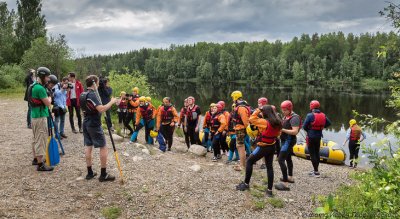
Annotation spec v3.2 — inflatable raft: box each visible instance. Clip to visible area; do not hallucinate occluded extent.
[293,140,346,165]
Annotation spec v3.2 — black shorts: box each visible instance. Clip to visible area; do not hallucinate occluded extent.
[83,124,106,148]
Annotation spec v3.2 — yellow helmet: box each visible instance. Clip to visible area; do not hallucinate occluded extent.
[226,135,231,146]
[246,125,258,139]
[150,130,158,138]
[120,91,126,96]
[145,96,152,103]
[231,91,243,101]
[132,87,139,94]
[210,103,216,108]
[139,96,146,102]
[349,119,357,126]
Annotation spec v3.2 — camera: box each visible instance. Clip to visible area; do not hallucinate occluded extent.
[67,83,73,89]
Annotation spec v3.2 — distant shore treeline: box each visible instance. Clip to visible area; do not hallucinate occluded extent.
[76,32,399,84]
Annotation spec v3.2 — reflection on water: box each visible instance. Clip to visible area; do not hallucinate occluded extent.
[151,81,395,166]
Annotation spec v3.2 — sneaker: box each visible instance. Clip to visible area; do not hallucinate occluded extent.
[236,182,249,191]
[212,156,218,162]
[217,154,222,159]
[85,172,98,180]
[275,183,290,191]
[79,128,83,133]
[32,158,38,165]
[260,164,266,169]
[60,133,68,139]
[27,124,32,129]
[266,190,274,197]
[280,178,295,183]
[37,164,54,171]
[99,173,116,182]
[167,148,171,151]
[309,171,320,178]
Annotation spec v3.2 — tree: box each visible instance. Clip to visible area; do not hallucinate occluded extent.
[0,2,17,64]
[292,61,305,81]
[15,0,46,63]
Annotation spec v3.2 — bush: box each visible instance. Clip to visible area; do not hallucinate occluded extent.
[0,64,25,89]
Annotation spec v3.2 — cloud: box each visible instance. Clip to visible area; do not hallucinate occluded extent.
[4,0,395,55]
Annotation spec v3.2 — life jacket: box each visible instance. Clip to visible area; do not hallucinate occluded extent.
[350,125,362,141]
[281,112,301,140]
[259,121,281,145]
[28,83,45,108]
[186,105,199,121]
[160,105,174,122]
[210,112,222,132]
[119,99,127,109]
[139,104,153,121]
[310,112,326,131]
[127,94,140,111]
[79,90,98,116]
[204,110,212,128]
[232,101,251,126]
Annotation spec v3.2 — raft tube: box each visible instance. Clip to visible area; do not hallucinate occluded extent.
[293,140,346,165]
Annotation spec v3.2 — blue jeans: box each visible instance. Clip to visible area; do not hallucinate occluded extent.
[55,113,66,135]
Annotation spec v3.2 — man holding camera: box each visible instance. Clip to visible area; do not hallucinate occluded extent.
[52,77,69,139]
[67,72,84,133]
[98,77,113,130]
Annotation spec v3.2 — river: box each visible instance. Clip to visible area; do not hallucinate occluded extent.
[151,81,396,167]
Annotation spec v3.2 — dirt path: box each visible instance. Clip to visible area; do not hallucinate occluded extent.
[0,97,354,219]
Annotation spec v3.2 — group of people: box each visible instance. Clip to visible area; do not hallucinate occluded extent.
[26,67,367,192]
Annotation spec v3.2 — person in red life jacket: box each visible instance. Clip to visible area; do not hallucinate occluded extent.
[178,98,190,147]
[124,87,140,135]
[253,97,269,169]
[274,100,300,191]
[343,119,366,168]
[202,103,215,151]
[185,96,201,147]
[302,100,331,177]
[156,97,179,151]
[237,105,282,197]
[217,101,230,156]
[130,96,156,144]
[66,72,84,133]
[210,103,227,162]
[231,91,251,171]
[116,91,127,124]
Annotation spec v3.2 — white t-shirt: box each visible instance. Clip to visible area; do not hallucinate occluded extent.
[70,82,76,99]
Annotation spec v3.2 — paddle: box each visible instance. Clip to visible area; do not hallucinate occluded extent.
[48,109,65,155]
[93,82,125,185]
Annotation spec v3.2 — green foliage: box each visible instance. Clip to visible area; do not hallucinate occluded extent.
[0,2,17,64]
[15,0,46,62]
[360,78,389,91]
[252,200,266,210]
[108,70,153,98]
[21,35,74,79]
[0,64,25,89]
[267,197,285,208]
[101,206,122,219]
[75,32,399,84]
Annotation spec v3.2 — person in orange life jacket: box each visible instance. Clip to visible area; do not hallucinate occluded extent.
[231,91,250,171]
[217,101,230,156]
[303,100,331,177]
[236,105,282,197]
[130,97,155,144]
[185,96,202,147]
[343,119,366,168]
[178,98,191,147]
[226,103,239,164]
[67,72,84,134]
[124,87,140,135]
[202,103,216,151]
[254,97,270,170]
[116,91,127,124]
[210,104,227,162]
[274,100,300,191]
[156,97,179,151]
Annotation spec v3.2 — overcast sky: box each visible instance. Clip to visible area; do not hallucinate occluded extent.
[5,0,394,55]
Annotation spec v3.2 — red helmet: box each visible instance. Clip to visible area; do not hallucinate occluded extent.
[280,100,293,111]
[215,103,223,112]
[310,100,320,110]
[217,101,225,109]
[258,97,268,106]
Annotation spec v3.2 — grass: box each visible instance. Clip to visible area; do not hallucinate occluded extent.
[141,185,149,193]
[175,127,184,137]
[0,87,25,98]
[250,189,265,199]
[267,197,285,208]
[101,206,122,219]
[253,200,266,210]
